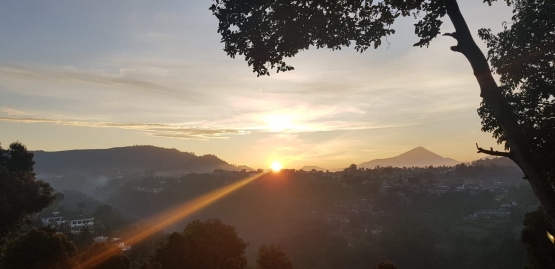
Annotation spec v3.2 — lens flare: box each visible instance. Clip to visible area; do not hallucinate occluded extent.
[78,172,267,269]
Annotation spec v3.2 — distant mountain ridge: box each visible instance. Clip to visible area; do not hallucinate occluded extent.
[300,166,327,171]
[472,157,519,168]
[359,147,460,168]
[33,145,249,174]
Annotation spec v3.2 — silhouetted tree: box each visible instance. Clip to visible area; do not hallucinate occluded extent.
[3,229,79,269]
[152,219,248,269]
[80,242,131,269]
[477,0,555,227]
[345,164,358,173]
[0,142,55,255]
[257,244,294,269]
[210,0,555,228]
[521,207,555,269]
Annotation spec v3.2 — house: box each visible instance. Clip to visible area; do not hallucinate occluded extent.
[67,216,95,231]
[40,213,95,233]
[40,212,63,226]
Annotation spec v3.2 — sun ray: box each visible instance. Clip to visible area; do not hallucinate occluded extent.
[78,171,267,269]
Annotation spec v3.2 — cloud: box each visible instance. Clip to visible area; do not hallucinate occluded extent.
[0,64,164,93]
[0,63,212,105]
[0,107,29,116]
[0,115,248,141]
[0,43,475,142]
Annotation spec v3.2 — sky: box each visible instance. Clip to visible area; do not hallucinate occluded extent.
[0,1,514,169]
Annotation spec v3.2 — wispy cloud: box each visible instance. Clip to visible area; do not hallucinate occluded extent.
[0,64,167,93]
[0,115,248,140]
[0,107,29,116]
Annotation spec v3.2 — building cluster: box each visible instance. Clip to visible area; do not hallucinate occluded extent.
[292,167,525,239]
[465,201,518,220]
[40,212,131,251]
[131,179,167,193]
[378,179,517,197]
[40,212,95,233]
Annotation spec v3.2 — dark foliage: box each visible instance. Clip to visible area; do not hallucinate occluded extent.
[152,219,248,269]
[257,244,293,269]
[0,142,35,173]
[210,0,447,76]
[521,207,555,269]
[478,0,555,185]
[3,229,79,269]
[0,142,54,254]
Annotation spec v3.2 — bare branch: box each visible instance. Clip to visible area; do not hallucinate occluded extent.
[442,33,462,52]
[442,32,458,39]
[450,46,462,52]
[476,143,512,158]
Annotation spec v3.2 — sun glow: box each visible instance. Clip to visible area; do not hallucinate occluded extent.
[265,114,293,132]
[271,161,282,172]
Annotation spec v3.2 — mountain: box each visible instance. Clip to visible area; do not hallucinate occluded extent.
[359,147,460,168]
[300,166,327,171]
[33,145,247,174]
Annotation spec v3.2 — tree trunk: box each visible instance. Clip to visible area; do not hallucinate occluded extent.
[442,0,555,229]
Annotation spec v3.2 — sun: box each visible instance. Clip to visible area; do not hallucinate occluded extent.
[270,161,282,172]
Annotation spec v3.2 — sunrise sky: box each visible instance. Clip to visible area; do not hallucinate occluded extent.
[0,1,514,169]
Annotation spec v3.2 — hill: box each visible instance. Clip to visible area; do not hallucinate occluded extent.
[33,145,247,174]
[471,157,519,168]
[300,166,327,171]
[359,147,460,168]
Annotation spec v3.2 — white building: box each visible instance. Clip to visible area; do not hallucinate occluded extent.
[68,217,94,230]
[40,212,63,226]
[40,213,94,233]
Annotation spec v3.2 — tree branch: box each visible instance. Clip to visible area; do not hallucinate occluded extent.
[476,143,512,158]
[442,32,459,39]
[442,32,462,52]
